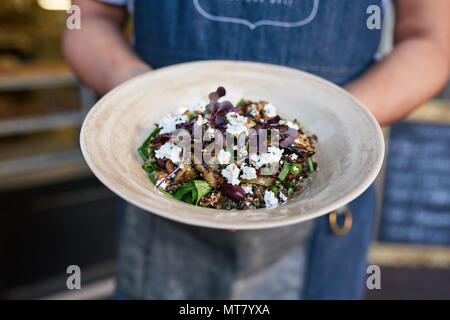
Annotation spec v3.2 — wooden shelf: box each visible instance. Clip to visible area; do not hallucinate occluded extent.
[0,61,77,92]
[0,149,84,178]
[0,111,82,136]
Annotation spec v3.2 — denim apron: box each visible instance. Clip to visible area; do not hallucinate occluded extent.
[116,0,381,300]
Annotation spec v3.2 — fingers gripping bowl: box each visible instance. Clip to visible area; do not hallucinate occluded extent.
[80,61,384,230]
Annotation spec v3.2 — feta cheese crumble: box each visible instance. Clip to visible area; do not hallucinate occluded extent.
[264,103,277,117]
[250,146,284,168]
[221,163,241,185]
[289,153,298,160]
[226,112,249,137]
[157,114,188,134]
[233,144,248,157]
[242,185,253,195]
[195,115,203,126]
[249,105,259,117]
[264,190,279,209]
[154,142,182,164]
[189,101,207,113]
[156,178,168,190]
[205,127,216,139]
[195,115,208,126]
[279,192,288,202]
[217,149,232,165]
[240,165,257,180]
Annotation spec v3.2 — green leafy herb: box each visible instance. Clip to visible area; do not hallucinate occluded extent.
[289,163,302,175]
[175,180,212,205]
[143,160,158,184]
[148,172,157,184]
[193,180,212,205]
[138,127,159,161]
[252,200,260,208]
[277,162,291,181]
[236,99,246,107]
[284,179,293,189]
[143,161,157,174]
[261,163,277,176]
[307,157,315,173]
[158,187,174,197]
[270,185,278,195]
[175,181,197,204]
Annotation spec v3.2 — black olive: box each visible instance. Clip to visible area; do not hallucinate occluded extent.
[222,183,245,202]
[267,115,280,124]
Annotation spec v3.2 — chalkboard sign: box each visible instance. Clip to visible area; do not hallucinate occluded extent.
[378,121,450,245]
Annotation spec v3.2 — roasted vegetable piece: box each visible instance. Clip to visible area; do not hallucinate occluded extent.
[166,160,174,173]
[294,133,314,151]
[174,164,197,184]
[242,176,275,186]
[195,164,218,188]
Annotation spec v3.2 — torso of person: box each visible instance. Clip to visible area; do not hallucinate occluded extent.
[114,0,381,300]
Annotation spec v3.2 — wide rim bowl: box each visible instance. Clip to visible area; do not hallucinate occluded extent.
[80,60,384,230]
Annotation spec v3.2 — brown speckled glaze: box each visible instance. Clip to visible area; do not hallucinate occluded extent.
[80,61,384,230]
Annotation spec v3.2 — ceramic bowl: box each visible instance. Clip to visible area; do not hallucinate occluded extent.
[80,60,384,229]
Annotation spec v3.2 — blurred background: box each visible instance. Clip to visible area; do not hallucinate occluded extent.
[0,0,449,300]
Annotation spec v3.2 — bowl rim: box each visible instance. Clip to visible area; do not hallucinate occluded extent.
[80,60,385,230]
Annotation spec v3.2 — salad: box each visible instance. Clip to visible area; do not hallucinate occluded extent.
[138,87,317,210]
